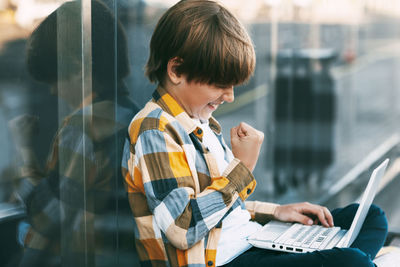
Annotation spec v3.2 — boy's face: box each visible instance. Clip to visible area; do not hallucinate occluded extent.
[173,78,234,121]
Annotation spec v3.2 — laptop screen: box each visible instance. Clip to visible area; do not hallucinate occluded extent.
[342,159,389,247]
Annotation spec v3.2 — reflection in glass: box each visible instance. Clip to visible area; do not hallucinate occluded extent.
[8,0,139,265]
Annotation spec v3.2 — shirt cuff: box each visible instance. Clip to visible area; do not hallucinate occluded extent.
[245,201,280,224]
[245,200,280,216]
[222,158,256,201]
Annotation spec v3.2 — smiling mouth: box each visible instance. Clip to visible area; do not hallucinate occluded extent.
[208,101,224,110]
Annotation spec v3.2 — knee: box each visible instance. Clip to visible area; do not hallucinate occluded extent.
[369,204,386,218]
[368,204,388,231]
[343,248,374,267]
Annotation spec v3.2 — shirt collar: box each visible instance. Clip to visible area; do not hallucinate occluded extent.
[152,86,222,135]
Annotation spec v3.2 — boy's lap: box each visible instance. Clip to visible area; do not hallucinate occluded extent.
[224,247,374,267]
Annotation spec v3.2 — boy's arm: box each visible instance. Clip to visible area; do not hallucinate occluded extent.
[246,201,334,227]
[125,128,256,250]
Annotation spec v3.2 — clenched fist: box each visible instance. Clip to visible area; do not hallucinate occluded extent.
[230,122,264,172]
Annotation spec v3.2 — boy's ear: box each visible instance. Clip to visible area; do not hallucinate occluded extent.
[167,57,184,85]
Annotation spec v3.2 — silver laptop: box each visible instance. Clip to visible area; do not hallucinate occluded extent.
[247,159,389,253]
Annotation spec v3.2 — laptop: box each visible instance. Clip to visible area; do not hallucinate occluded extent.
[247,158,389,253]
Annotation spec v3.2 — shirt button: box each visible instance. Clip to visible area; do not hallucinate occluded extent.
[197,128,203,135]
[247,188,251,194]
[207,261,213,266]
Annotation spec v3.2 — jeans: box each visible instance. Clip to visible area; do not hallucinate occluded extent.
[221,204,388,267]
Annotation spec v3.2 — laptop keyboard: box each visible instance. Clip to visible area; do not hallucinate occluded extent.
[278,224,341,249]
[310,227,341,249]
[249,221,345,251]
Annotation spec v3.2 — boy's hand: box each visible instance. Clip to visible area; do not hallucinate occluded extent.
[274,202,334,228]
[230,122,264,172]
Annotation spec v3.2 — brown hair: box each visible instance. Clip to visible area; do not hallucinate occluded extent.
[145,0,256,87]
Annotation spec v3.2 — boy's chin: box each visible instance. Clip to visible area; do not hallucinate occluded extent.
[190,111,212,122]
[199,113,212,121]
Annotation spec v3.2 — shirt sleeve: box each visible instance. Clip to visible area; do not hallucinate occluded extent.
[127,127,256,250]
[245,200,280,225]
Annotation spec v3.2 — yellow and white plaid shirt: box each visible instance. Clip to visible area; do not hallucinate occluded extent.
[122,86,278,267]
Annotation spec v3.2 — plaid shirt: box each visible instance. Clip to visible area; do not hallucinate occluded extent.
[122,87,278,267]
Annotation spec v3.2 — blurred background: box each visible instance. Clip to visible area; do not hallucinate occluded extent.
[1,0,400,266]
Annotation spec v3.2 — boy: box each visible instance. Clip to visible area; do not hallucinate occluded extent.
[122,1,387,266]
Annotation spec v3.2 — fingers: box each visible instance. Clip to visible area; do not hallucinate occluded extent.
[230,126,236,138]
[293,213,314,226]
[231,123,250,139]
[274,204,314,225]
[323,206,334,227]
[315,207,329,227]
[232,122,264,138]
[300,203,333,227]
[238,122,264,141]
[234,122,248,137]
[273,202,334,228]
[314,206,334,227]
[238,127,246,137]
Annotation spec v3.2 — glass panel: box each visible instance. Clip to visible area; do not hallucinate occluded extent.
[55,0,140,265]
[1,0,140,265]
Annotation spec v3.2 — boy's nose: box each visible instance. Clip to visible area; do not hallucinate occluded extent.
[223,86,234,103]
